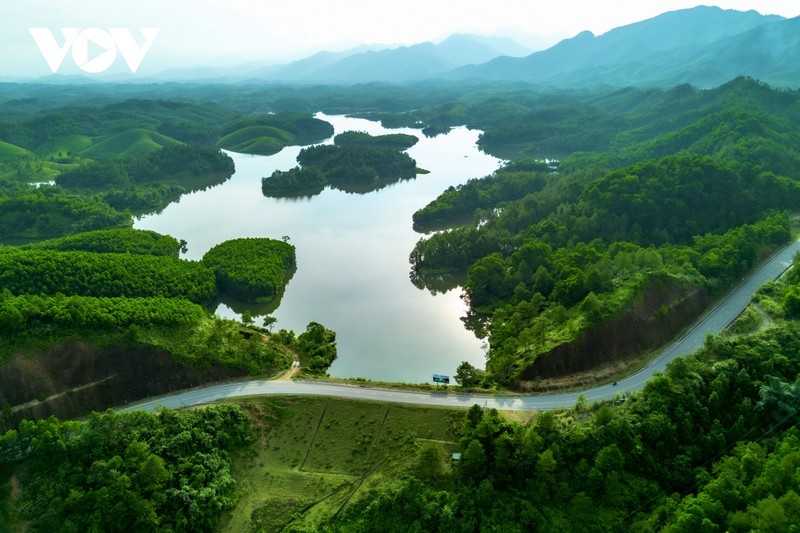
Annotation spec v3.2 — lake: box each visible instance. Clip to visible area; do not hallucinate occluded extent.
[135,114,503,383]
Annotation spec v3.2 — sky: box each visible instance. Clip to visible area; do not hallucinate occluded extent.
[2,0,799,77]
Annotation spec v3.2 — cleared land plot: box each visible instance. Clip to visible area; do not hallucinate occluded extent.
[221,396,464,532]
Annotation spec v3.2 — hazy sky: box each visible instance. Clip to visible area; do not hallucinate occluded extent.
[3,0,799,76]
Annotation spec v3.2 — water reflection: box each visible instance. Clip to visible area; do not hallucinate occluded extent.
[135,113,503,383]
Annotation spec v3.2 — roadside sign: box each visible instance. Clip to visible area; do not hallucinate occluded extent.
[433,374,450,384]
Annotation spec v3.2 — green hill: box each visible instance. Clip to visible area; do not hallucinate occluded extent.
[218,125,294,155]
[0,140,32,161]
[33,134,93,157]
[217,113,333,155]
[82,129,182,159]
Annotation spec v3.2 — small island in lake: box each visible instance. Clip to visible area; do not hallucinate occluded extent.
[261,131,421,197]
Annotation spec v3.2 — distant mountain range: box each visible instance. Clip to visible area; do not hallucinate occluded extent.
[450,6,798,88]
[153,33,536,84]
[148,6,800,88]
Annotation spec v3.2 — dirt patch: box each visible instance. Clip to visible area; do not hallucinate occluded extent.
[9,472,20,502]
[516,276,711,386]
[0,341,245,431]
[275,361,301,381]
[515,356,647,393]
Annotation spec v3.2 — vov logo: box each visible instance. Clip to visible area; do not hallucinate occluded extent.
[29,28,159,74]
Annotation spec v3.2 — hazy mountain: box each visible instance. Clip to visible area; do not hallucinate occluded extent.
[112,7,799,88]
[661,16,800,87]
[264,33,530,83]
[450,6,790,87]
[151,44,383,82]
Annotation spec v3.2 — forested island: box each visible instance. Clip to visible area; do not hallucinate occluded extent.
[333,130,418,150]
[261,132,419,196]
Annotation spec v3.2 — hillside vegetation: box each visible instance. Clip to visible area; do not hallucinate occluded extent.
[4,280,800,530]
[262,135,419,196]
[217,113,333,155]
[411,78,800,385]
[202,238,296,303]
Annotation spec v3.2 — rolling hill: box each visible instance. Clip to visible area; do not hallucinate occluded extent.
[0,140,32,160]
[217,113,333,155]
[81,129,182,159]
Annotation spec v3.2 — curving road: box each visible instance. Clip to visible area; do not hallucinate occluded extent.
[120,239,800,413]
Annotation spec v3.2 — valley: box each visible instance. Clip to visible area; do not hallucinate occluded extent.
[2,3,800,531]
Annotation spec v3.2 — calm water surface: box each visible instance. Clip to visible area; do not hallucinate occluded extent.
[135,114,502,382]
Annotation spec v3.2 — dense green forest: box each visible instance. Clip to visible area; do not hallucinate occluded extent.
[410,79,800,385]
[2,271,800,530]
[331,268,800,531]
[19,228,184,257]
[333,130,418,150]
[262,136,419,196]
[0,249,216,304]
[202,238,296,303]
[0,405,250,531]
[412,160,552,231]
[0,180,131,243]
[1,76,800,529]
[54,144,235,214]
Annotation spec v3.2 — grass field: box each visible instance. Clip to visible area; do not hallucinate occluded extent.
[33,134,94,158]
[0,141,31,161]
[220,397,465,532]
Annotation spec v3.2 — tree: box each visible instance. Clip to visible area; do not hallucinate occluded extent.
[262,315,277,331]
[241,309,253,326]
[455,361,485,387]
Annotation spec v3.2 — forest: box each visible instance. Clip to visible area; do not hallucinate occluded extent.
[410,79,800,385]
[19,228,184,257]
[2,261,799,530]
[201,238,296,303]
[0,249,217,304]
[55,144,235,214]
[262,136,419,196]
[0,181,131,242]
[1,76,800,529]
[333,130,418,150]
[217,112,334,155]
[0,405,250,531]
[331,263,800,531]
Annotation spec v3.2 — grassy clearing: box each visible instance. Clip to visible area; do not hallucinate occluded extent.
[33,134,93,157]
[221,397,464,532]
[724,305,765,337]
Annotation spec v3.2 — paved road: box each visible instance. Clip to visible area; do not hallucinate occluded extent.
[120,239,800,413]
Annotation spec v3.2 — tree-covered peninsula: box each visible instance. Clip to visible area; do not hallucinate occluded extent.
[202,238,296,303]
